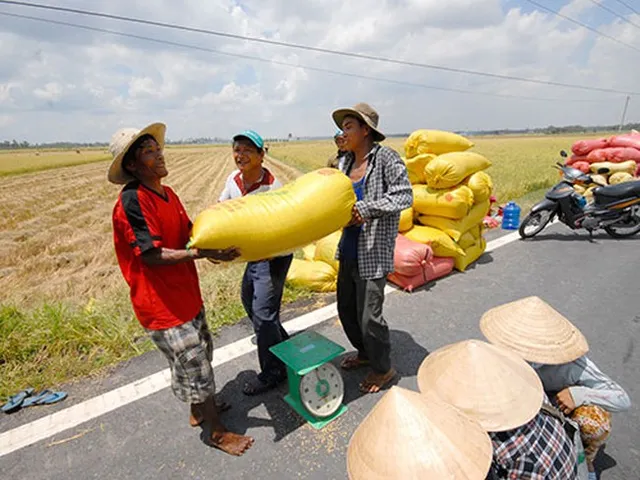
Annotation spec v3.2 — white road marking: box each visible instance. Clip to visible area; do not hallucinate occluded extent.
[0,226,537,457]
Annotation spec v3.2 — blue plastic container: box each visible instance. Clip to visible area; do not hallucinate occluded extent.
[576,194,587,209]
[502,202,521,230]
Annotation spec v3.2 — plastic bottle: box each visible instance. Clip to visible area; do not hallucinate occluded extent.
[576,194,587,209]
[502,202,521,230]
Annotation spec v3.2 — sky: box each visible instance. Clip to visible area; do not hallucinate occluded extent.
[1,0,640,143]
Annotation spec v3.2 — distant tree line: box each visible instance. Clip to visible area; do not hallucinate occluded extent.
[0,140,109,150]
[3,122,640,149]
[455,122,640,137]
[0,137,300,149]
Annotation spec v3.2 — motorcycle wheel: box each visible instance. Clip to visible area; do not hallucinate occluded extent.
[604,207,640,238]
[519,210,553,239]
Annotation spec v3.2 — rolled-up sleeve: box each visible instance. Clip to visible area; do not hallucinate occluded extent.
[356,149,413,219]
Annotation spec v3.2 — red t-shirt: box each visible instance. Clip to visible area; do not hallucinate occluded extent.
[112,182,203,330]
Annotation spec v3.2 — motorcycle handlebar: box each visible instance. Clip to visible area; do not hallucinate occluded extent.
[553,164,607,187]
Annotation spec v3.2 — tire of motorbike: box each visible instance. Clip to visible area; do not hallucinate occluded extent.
[604,210,640,238]
[519,210,554,239]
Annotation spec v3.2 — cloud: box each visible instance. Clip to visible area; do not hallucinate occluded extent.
[0,0,638,143]
[0,114,14,127]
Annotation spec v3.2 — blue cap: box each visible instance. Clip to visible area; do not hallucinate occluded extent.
[233,130,264,149]
[334,129,344,138]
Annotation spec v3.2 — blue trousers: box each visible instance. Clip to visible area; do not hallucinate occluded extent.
[241,254,293,384]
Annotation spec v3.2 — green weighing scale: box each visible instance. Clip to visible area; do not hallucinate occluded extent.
[270,330,348,429]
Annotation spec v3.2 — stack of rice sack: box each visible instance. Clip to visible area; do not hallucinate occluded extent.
[399,130,493,273]
[568,132,640,177]
[567,132,640,202]
[573,170,636,202]
[286,230,341,292]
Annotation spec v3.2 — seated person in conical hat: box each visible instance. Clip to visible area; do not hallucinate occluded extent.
[480,296,631,480]
[347,386,495,480]
[417,340,579,479]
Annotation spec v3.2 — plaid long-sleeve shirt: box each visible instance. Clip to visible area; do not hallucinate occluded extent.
[489,410,578,480]
[336,144,413,279]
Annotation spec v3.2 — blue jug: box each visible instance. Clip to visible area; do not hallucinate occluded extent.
[502,202,521,230]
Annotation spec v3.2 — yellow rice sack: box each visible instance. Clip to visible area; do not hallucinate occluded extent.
[404,225,465,258]
[399,207,414,232]
[590,174,608,186]
[302,244,316,261]
[189,169,356,262]
[465,171,494,204]
[608,172,634,184]
[458,225,482,250]
[424,152,492,189]
[590,160,636,175]
[314,230,342,271]
[454,237,487,272]
[404,129,474,158]
[412,184,474,219]
[418,200,490,242]
[286,259,337,293]
[404,153,435,184]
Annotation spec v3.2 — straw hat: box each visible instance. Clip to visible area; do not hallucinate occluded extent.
[417,340,543,432]
[107,122,166,184]
[332,103,385,142]
[480,296,589,365]
[347,386,492,480]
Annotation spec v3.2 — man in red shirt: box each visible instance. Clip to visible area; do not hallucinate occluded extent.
[109,122,253,456]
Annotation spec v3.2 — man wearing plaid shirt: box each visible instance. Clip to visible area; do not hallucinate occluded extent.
[331,103,412,394]
[489,401,578,479]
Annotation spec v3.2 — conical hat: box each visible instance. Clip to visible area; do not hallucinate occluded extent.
[480,296,589,364]
[347,386,492,480]
[417,340,543,432]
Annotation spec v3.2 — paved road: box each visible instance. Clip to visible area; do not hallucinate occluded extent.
[1,224,639,479]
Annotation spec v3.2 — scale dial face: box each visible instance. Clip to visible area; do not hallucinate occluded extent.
[299,363,344,418]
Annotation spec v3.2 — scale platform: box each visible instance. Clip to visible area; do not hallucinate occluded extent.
[270,330,348,430]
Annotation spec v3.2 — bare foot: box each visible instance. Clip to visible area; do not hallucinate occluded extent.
[210,431,255,456]
[190,400,231,427]
[190,410,204,427]
[359,368,397,394]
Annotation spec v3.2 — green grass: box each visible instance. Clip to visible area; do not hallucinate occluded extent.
[0,264,312,401]
[0,150,110,176]
[0,294,149,400]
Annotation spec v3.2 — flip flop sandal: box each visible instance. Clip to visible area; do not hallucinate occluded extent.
[1,388,34,413]
[21,390,52,407]
[360,369,397,394]
[36,391,67,405]
[340,355,370,371]
[22,390,67,407]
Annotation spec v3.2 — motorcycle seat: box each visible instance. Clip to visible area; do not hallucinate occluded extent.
[594,181,640,200]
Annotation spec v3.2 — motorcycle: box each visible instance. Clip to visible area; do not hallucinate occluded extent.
[519,151,640,239]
